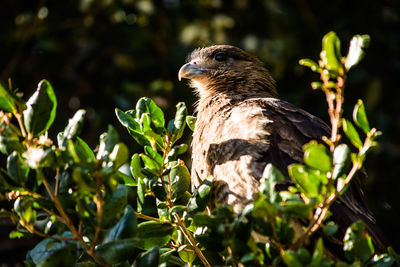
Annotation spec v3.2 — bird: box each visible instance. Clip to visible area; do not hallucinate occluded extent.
[178,45,387,253]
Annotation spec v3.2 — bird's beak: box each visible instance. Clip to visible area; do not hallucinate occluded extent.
[178,63,207,81]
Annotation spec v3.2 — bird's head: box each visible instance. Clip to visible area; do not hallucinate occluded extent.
[178,45,277,99]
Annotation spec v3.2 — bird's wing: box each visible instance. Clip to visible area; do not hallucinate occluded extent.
[250,97,386,251]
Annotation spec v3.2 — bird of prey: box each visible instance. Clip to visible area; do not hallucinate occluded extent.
[178,45,386,252]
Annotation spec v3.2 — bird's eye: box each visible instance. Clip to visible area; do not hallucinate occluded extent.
[214,52,228,62]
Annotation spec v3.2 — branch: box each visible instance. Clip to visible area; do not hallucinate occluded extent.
[174,214,210,267]
[40,171,107,266]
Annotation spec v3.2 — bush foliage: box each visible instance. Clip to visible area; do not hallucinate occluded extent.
[0,33,398,266]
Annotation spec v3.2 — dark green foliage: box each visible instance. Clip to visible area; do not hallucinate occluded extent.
[0,32,395,266]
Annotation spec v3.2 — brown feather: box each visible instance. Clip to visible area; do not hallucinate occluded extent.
[180,45,388,253]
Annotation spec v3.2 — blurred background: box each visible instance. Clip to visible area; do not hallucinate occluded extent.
[1,0,399,264]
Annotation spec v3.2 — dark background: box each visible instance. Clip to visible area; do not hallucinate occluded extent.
[1,0,399,264]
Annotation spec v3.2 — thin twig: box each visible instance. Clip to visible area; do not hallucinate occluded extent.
[174,214,211,267]
[41,171,107,266]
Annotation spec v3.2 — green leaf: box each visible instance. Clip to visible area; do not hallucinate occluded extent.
[388,247,400,266]
[282,201,311,219]
[253,196,278,218]
[297,248,311,265]
[179,247,197,264]
[343,220,374,263]
[332,144,351,180]
[310,238,326,267]
[115,108,141,132]
[299,58,321,72]
[14,198,36,223]
[187,177,212,214]
[103,205,137,243]
[136,97,165,133]
[168,102,187,144]
[160,248,186,266]
[0,123,24,155]
[72,167,96,193]
[96,125,120,161]
[186,115,196,131]
[23,80,57,137]
[58,109,86,148]
[133,246,160,267]
[320,31,342,74]
[353,99,370,134]
[342,119,363,149]
[36,243,77,267]
[311,82,323,90]
[136,178,146,212]
[135,221,174,250]
[303,141,332,172]
[7,151,29,184]
[0,83,18,113]
[95,238,138,265]
[323,221,339,236]
[171,164,191,200]
[167,144,188,161]
[102,186,129,228]
[29,233,76,265]
[109,142,129,169]
[140,154,161,174]
[260,163,285,203]
[67,137,96,166]
[366,254,394,267]
[281,250,303,267]
[288,164,319,197]
[130,153,144,181]
[144,146,163,166]
[345,34,371,70]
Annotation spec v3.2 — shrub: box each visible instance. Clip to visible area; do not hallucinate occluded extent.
[0,32,398,266]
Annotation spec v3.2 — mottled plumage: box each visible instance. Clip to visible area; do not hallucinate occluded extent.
[178,45,386,252]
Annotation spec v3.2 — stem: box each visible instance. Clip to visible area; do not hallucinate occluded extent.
[174,214,210,267]
[40,171,107,266]
[91,170,104,251]
[135,212,171,224]
[15,113,27,139]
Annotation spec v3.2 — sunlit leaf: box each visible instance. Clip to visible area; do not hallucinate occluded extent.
[345,34,371,70]
[130,153,144,182]
[320,31,342,74]
[23,80,57,137]
[260,163,285,203]
[332,144,351,180]
[299,58,321,72]
[343,220,374,263]
[58,109,86,148]
[342,119,363,149]
[187,177,212,214]
[186,115,196,131]
[7,151,29,184]
[0,83,18,113]
[288,164,319,197]
[281,250,303,267]
[171,164,191,200]
[168,102,187,144]
[109,142,129,169]
[366,254,394,267]
[353,99,370,134]
[303,141,332,172]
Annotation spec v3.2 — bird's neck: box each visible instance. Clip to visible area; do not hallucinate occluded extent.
[195,82,276,115]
